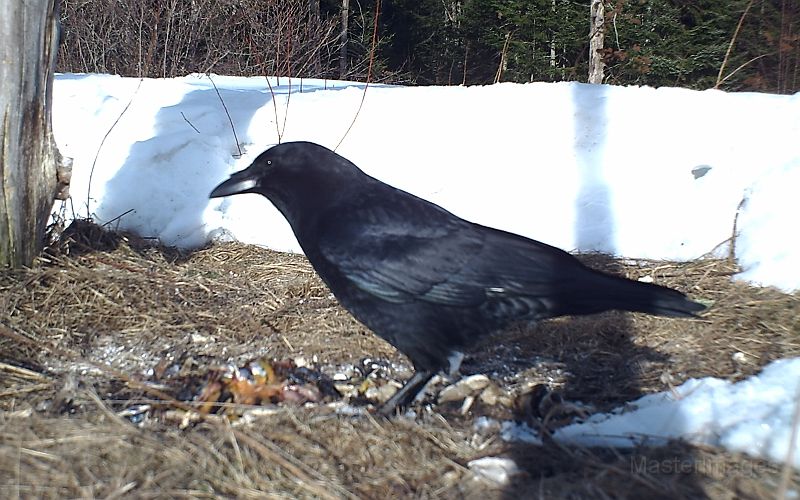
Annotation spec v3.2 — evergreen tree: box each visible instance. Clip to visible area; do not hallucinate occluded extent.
[375,0,798,92]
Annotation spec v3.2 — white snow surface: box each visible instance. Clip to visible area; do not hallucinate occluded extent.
[52,73,800,291]
[553,358,800,467]
[51,73,800,467]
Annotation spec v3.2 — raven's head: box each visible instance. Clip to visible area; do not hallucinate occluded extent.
[210,141,330,197]
[210,141,368,224]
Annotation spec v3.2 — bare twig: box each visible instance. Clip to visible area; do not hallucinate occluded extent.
[264,77,283,144]
[718,52,777,87]
[181,112,200,134]
[207,74,243,157]
[87,78,144,216]
[101,208,135,229]
[715,0,755,89]
[335,0,381,151]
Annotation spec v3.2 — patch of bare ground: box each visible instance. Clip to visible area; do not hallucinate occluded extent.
[1,221,798,498]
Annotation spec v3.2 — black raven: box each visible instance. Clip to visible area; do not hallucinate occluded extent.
[210,141,705,415]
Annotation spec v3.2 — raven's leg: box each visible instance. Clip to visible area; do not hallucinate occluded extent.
[377,369,435,417]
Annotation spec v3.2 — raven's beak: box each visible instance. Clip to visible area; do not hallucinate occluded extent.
[209,168,258,198]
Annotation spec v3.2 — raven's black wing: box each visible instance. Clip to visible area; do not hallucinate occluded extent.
[314,189,578,311]
[314,188,702,319]
[315,192,486,305]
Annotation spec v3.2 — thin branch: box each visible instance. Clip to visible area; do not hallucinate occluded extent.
[716,0,755,89]
[264,77,283,144]
[101,208,135,229]
[88,78,144,217]
[180,112,200,134]
[206,74,243,157]
[335,0,381,151]
[718,52,777,87]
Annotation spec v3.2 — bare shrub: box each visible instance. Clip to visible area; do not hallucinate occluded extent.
[57,0,381,80]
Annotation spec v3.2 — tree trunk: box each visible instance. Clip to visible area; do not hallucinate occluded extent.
[549,0,557,70]
[339,0,349,78]
[589,0,605,83]
[309,0,322,76]
[0,0,64,268]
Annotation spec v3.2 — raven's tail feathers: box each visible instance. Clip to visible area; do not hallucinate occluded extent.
[556,270,706,318]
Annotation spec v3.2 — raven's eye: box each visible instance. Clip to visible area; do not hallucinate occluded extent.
[267,160,272,165]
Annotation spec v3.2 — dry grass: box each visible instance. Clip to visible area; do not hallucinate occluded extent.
[1,221,798,498]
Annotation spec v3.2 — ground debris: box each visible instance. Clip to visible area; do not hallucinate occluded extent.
[0,221,798,498]
[193,357,328,414]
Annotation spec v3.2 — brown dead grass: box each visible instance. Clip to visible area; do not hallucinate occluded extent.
[1,221,798,498]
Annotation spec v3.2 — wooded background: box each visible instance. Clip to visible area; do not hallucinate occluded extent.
[56,0,798,93]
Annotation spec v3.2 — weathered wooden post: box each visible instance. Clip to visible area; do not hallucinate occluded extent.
[0,0,67,267]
